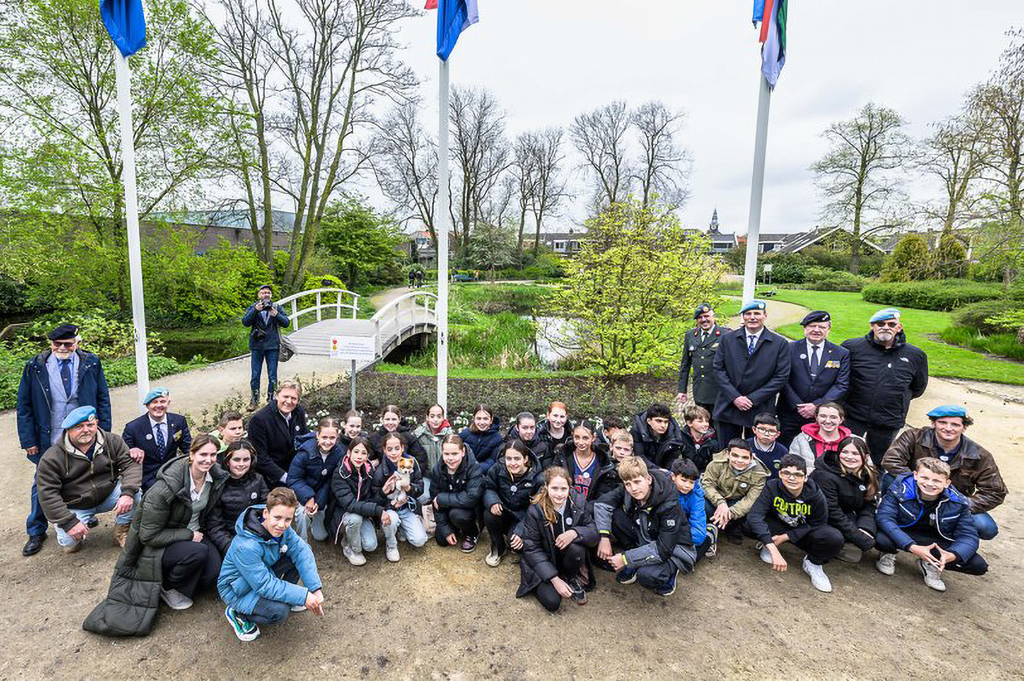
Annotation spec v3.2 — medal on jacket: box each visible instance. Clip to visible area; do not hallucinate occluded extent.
[566,517,572,526]
[322,469,328,476]
[940,455,948,462]
[251,492,258,499]
[280,543,288,553]
[858,485,866,491]
[740,482,747,488]
[510,485,517,492]
[583,472,590,479]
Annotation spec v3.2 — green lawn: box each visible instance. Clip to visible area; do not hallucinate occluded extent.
[770,290,1024,385]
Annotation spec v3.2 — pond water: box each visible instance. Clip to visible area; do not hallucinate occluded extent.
[530,316,579,368]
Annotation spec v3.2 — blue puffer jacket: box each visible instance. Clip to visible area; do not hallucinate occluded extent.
[288,435,345,508]
[217,505,323,615]
[875,472,979,562]
[678,483,707,547]
[459,416,503,472]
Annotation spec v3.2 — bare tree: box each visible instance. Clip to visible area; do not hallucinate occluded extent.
[811,102,913,274]
[529,128,568,256]
[631,101,691,208]
[571,101,631,211]
[917,113,988,234]
[374,100,439,245]
[509,132,539,260]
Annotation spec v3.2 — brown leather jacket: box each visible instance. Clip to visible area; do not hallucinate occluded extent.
[882,427,1007,514]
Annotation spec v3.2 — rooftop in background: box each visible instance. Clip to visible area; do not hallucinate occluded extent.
[152,209,298,234]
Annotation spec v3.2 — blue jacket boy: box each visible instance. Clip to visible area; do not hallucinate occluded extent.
[876,472,979,563]
[678,482,707,547]
[287,435,345,510]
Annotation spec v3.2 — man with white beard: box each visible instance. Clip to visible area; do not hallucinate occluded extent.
[840,308,928,466]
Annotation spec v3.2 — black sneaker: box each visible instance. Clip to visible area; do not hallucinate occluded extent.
[568,578,587,605]
[705,525,719,560]
[615,568,638,585]
[460,535,478,553]
[655,569,678,597]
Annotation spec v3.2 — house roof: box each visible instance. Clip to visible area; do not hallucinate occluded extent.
[777,225,888,254]
[152,209,297,234]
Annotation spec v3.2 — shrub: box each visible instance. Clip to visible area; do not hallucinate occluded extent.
[951,299,1024,333]
[760,252,810,283]
[862,280,1004,311]
[938,326,1024,361]
[880,235,931,282]
[800,267,869,292]
[934,234,969,278]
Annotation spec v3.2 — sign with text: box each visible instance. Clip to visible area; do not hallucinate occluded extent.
[329,320,377,361]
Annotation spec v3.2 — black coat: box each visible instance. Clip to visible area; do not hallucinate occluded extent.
[203,469,268,557]
[679,425,719,473]
[368,425,429,470]
[329,457,381,543]
[504,424,553,469]
[629,408,687,469]
[808,453,877,549]
[551,446,618,506]
[430,451,485,539]
[482,452,543,524]
[677,324,728,405]
[840,331,928,429]
[241,302,290,351]
[712,326,792,427]
[372,456,426,513]
[777,339,850,430]
[595,469,691,565]
[537,417,574,454]
[122,412,192,491]
[247,401,310,488]
[516,492,599,597]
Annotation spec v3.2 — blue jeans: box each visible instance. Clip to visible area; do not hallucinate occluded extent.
[881,474,999,540]
[342,513,379,553]
[247,556,299,625]
[383,508,428,549]
[27,467,48,537]
[55,481,140,547]
[293,507,328,542]
[250,347,279,401]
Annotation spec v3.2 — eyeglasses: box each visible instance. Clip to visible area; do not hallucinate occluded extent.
[52,341,76,348]
[873,321,899,328]
[754,427,778,436]
[779,471,805,479]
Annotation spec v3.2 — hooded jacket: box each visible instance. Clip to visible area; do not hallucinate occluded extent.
[217,505,322,615]
[700,449,769,519]
[808,451,877,549]
[430,450,485,539]
[536,417,574,454]
[204,450,269,557]
[876,472,979,562]
[459,416,504,472]
[330,455,382,542]
[287,435,345,508]
[680,425,719,473]
[503,422,553,469]
[841,331,928,428]
[629,408,686,469]
[745,477,830,546]
[594,469,694,571]
[36,430,141,532]
[882,427,1006,514]
[516,491,599,597]
[788,422,852,474]
[413,421,452,473]
[483,451,543,533]
[248,400,310,487]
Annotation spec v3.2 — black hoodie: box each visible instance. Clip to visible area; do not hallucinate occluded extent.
[482,450,543,523]
[503,423,553,469]
[430,450,485,539]
[629,408,686,469]
[840,330,928,428]
[203,451,269,557]
[808,451,877,549]
[745,477,830,546]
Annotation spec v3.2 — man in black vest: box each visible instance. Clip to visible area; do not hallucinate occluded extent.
[712,300,791,445]
[676,303,728,416]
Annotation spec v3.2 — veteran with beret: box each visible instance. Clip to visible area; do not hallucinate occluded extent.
[711,299,792,445]
[776,310,850,446]
[841,307,929,465]
[122,387,193,491]
[676,303,730,414]
[16,323,112,556]
[882,404,1006,541]
[35,406,141,553]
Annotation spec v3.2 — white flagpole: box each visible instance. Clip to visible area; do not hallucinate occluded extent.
[436,57,450,412]
[113,49,151,411]
[742,73,772,306]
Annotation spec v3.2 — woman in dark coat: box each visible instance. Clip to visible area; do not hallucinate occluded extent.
[483,440,542,567]
[203,439,268,557]
[368,404,429,470]
[517,466,599,613]
[83,435,228,636]
[808,436,879,563]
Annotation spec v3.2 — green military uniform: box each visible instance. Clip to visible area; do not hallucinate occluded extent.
[678,324,728,411]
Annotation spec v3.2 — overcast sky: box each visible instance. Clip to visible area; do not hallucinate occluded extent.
[379,0,1020,236]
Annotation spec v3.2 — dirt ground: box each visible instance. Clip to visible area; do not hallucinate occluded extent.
[1,307,1022,680]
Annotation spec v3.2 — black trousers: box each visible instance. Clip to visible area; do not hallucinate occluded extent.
[744,516,844,566]
[844,417,899,467]
[533,543,586,613]
[609,508,678,592]
[875,527,988,575]
[162,537,221,598]
[704,498,745,538]
[435,507,478,546]
[715,421,751,448]
[483,507,520,555]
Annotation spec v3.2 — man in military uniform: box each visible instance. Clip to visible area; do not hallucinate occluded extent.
[676,303,728,415]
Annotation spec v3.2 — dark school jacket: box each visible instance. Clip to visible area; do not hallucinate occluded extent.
[517,491,599,597]
[629,408,687,469]
[430,451,485,539]
[808,452,877,549]
[745,477,830,546]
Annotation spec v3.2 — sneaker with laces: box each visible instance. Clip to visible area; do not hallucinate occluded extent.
[484,547,504,567]
[757,543,773,565]
[615,568,638,585]
[386,545,401,562]
[460,535,478,553]
[802,557,833,593]
[225,606,260,641]
[704,525,719,560]
[568,578,587,605]
[917,559,947,592]
[160,588,194,610]
[655,570,678,597]
[343,546,367,566]
[875,552,897,576]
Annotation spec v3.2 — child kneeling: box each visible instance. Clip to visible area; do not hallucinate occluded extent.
[218,488,324,641]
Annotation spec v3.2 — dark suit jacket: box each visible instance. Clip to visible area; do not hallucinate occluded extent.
[677,324,728,405]
[712,327,792,427]
[242,303,291,351]
[122,412,192,490]
[777,340,850,428]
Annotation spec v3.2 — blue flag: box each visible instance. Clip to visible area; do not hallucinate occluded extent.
[100,0,147,57]
[752,0,765,23]
[436,0,479,61]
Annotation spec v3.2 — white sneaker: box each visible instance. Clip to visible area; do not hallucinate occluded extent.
[875,553,897,576]
[802,557,833,593]
[160,588,193,610]
[386,546,401,562]
[758,544,773,565]
[918,559,947,592]
[344,546,367,566]
[484,548,503,567]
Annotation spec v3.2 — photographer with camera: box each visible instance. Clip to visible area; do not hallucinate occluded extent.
[242,285,290,412]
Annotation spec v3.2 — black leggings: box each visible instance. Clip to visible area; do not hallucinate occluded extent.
[533,543,586,613]
[435,507,479,546]
[483,507,521,555]
[162,537,221,598]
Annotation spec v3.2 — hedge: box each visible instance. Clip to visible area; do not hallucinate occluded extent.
[861,280,1005,311]
[951,299,1024,334]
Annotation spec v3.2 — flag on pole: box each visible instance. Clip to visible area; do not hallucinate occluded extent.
[757,0,787,89]
[434,0,479,61]
[100,0,147,57]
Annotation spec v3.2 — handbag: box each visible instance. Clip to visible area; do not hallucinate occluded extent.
[280,333,297,362]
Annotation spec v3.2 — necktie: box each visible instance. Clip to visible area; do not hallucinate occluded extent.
[156,422,166,452]
[701,330,708,343]
[59,359,72,396]
[810,345,820,377]
[747,335,756,356]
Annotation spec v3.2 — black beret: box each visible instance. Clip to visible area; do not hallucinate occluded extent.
[258,284,273,292]
[693,303,712,320]
[800,311,831,326]
[47,324,79,341]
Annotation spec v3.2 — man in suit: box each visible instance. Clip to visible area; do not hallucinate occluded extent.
[777,311,850,447]
[676,303,728,415]
[712,299,792,445]
[16,323,112,557]
[122,387,193,491]
[242,284,291,411]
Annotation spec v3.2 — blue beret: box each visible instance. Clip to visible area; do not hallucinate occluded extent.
[740,299,767,314]
[693,303,712,320]
[869,307,900,323]
[926,405,968,420]
[47,324,79,341]
[801,310,831,326]
[61,405,97,430]
[143,387,170,405]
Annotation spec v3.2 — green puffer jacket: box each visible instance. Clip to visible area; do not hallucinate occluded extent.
[83,456,227,637]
